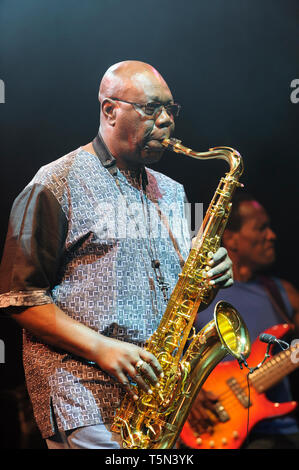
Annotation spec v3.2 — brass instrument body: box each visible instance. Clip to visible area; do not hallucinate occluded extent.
[111,138,251,449]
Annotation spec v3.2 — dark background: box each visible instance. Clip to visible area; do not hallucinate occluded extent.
[0,0,298,448]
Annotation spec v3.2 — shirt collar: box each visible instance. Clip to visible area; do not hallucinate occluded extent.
[92,133,118,176]
[92,133,148,187]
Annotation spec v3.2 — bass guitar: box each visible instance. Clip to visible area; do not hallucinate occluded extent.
[180,323,299,449]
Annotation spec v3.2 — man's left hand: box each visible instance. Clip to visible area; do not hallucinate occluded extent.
[206,246,233,289]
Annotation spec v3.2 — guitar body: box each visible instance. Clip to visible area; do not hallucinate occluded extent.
[180,324,297,449]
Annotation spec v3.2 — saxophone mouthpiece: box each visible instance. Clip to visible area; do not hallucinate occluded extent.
[161,138,181,150]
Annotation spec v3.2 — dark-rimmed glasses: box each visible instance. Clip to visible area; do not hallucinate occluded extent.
[109,98,181,118]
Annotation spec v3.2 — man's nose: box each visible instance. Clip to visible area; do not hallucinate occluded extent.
[267,227,276,240]
[155,107,174,128]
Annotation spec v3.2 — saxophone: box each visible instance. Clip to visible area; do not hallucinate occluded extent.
[111,138,251,449]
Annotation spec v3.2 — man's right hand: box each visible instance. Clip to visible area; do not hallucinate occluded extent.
[10,303,163,401]
[94,336,164,400]
[188,389,219,434]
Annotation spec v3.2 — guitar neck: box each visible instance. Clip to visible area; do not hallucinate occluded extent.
[250,342,299,393]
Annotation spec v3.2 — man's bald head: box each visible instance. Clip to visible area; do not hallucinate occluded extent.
[99,60,171,104]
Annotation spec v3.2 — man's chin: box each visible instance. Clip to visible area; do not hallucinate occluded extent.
[141,146,164,164]
[258,255,276,270]
[265,249,276,265]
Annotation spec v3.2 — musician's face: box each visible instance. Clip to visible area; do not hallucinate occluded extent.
[235,201,277,269]
[112,72,175,166]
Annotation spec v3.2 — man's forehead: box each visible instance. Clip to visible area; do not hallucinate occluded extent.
[126,70,172,101]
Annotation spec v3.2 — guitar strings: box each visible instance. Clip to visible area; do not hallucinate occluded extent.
[208,343,297,404]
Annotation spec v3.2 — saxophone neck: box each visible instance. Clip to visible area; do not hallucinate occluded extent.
[162,138,243,179]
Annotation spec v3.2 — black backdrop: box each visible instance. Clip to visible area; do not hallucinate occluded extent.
[0,0,299,446]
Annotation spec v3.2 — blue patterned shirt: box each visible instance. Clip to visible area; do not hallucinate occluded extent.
[0,140,191,438]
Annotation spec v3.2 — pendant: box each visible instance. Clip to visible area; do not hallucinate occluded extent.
[151,259,161,269]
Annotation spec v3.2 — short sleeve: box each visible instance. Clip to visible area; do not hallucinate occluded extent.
[0,183,68,310]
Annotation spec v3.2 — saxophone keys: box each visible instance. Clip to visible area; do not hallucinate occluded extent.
[147,424,157,436]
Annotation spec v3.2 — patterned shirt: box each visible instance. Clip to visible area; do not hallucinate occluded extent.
[0,136,191,438]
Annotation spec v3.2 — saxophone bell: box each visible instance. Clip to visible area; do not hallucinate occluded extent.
[214,301,251,362]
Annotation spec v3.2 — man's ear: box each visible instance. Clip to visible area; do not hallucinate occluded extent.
[101,99,117,126]
[222,230,239,252]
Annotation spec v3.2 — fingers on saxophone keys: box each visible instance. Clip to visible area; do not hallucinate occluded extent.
[210,247,227,266]
[134,361,158,392]
[140,352,164,380]
[118,372,139,401]
[133,373,154,395]
[209,270,233,287]
[206,253,232,286]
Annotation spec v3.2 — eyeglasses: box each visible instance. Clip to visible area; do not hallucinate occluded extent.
[109,98,181,118]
